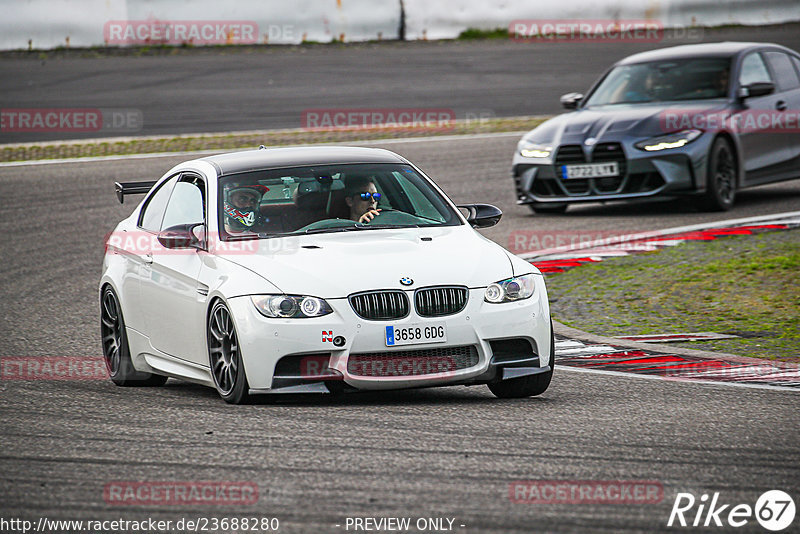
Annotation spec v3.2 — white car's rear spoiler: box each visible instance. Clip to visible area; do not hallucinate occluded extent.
[114,180,157,204]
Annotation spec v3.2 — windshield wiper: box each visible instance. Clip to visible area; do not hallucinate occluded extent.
[225,232,294,240]
[301,226,362,235]
[357,224,418,229]
[225,234,261,241]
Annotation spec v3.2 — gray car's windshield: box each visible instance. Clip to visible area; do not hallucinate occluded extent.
[584,57,731,106]
[218,163,461,239]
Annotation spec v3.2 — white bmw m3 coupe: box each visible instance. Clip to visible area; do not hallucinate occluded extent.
[100,146,553,403]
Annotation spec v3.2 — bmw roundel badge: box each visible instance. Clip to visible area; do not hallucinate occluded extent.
[400,277,414,286]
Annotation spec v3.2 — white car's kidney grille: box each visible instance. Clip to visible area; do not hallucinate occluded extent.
[349,290,409,320]
[415,286,468,317]
[348,345,479,377]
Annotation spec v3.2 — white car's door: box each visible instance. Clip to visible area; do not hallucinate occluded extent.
[140,172,208,365]
[120,175,177,334]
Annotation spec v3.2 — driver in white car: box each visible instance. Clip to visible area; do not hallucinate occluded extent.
[344,176,382,223]
[223,185,265,233]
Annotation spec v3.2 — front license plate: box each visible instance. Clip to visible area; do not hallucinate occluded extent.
[561,162,619,179]
[385,323,447,347]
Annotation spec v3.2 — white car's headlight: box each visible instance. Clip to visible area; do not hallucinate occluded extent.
[251,295,333,318]
[484,274,536,303]
[635,129,702,152]
[518,141,553,158]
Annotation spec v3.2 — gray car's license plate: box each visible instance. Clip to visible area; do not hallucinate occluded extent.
[561,162,619,179]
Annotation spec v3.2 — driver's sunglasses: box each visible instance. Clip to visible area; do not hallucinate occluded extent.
[358,192,381,201]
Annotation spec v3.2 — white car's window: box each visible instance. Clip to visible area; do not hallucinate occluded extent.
[392,171,446,223]
[218,163,460,239]
[139,175,177,232]
[161,175,205,231]
[739,53,772,86]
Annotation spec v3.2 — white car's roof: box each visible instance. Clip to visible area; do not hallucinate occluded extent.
[199,146,409,176]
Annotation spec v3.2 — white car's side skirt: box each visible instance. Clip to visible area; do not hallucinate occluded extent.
[127,328,214,387]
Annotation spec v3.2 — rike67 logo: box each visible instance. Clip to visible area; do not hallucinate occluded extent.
[668,490,795,531]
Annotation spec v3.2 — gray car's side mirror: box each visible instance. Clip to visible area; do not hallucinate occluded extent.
[560,92,584,110]
[457,204,503,228]
[738,82,775,99]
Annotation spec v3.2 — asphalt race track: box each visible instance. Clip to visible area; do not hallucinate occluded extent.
[2,24,800,142]
[1,134,799,533]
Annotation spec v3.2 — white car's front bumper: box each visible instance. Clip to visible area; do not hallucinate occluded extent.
[228,278,551,392]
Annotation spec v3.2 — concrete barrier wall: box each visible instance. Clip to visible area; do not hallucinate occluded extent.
[2,0,798,50]
[1,0,400,50]
[403,0,800,40]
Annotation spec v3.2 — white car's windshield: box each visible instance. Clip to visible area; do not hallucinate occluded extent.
[584,57,731,106]
[219,163,461,238]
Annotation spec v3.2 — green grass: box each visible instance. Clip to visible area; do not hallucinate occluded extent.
[457,28,509,40]
[0,116,545,162]
[545,230,800,362]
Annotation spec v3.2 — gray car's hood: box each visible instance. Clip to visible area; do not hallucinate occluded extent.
[523,101,730,146]
[221,225,514,298]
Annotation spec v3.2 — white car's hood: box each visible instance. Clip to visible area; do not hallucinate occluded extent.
[221,226,514,297]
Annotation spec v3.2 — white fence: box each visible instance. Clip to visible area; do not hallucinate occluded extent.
[2,0,798,50]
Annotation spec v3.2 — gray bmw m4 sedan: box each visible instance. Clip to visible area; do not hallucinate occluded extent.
[512,42,800,213]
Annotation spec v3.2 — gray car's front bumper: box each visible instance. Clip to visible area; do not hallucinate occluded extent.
[513,136,712,205]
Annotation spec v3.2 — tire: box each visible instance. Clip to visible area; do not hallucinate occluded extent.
[100,286,168,387]
[207,300,251,404]
[700,137,737,211]
[528,203,568,214]
[488,321,555,399]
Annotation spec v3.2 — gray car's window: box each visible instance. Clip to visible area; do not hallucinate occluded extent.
[764,51,800,91]
[739,53,773,86]
[161,175,205,231]
[139,176,177,232]
[584,58,730,106]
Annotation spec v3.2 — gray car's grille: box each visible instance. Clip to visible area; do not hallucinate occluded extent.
[554,145,585,165]
[592,142,627,192]
[415,286,468,317]
[348,345,479,377]
[349,290,409,320]
[550,142,628,196]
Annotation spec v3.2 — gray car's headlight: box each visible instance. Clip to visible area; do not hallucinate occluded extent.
[485,274,536,303]
[518,141,553,158]
[635,129,702,152]
[251,295,333,318]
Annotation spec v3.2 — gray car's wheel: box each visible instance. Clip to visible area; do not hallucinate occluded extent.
[488,322,555,399]
[100,286,167,387]
[528,203,568,214]
[208,300,251,404]
[701,137,737,211]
